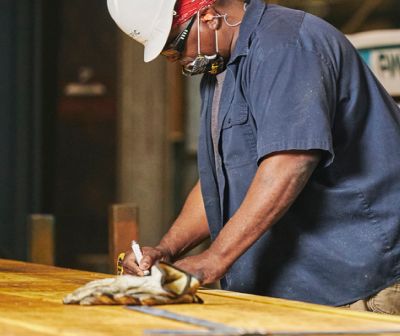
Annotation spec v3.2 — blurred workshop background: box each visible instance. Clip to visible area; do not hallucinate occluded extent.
[0,0,399,273]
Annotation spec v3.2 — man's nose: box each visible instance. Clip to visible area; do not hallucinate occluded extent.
[165,54,180,63]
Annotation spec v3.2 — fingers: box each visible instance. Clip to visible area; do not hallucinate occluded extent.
[121,247,166,276]
[121,251,145,276]
[173,259,204,282]
[139,247,165,271]
[173,252,223,285]
[138,255,151,272]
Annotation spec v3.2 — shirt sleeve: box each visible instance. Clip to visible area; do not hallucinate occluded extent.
[248,45,336,167]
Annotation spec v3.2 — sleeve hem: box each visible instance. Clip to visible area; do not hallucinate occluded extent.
[257,140,335,168]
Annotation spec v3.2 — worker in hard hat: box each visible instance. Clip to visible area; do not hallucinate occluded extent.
[108,0,400,313]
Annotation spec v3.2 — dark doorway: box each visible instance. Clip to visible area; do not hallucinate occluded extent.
[53,0,118,271]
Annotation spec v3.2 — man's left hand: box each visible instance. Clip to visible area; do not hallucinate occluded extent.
[174,250,227,285]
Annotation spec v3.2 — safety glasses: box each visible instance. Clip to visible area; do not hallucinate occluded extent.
[161,14,196,58]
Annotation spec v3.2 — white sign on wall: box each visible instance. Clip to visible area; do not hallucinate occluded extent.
[347,30,400,99]
[369,48,400,97]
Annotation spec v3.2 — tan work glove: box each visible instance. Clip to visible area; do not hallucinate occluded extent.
[63,261,203,306]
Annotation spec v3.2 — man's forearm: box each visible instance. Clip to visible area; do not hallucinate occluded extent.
[174,150,321,283]
[208,150,320,269]
[157,181,210,259]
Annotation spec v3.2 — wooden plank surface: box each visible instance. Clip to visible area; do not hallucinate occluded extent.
[1,259,400,336]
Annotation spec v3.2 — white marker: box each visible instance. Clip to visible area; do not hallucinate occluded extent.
[131,241,150,276]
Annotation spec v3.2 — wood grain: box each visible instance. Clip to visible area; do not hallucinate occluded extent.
[1,259,400,336]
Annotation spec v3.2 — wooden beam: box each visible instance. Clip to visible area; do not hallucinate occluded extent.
[116,34,173,248]
[108,203,139,273]
[166,62,184,143]
[341,0,385,34]
[27,214,55,265]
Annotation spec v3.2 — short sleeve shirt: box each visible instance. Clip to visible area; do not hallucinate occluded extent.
[198,0,400,306]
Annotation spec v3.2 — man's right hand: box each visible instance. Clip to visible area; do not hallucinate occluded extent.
[121,246,172,276]
[120,181,210,276]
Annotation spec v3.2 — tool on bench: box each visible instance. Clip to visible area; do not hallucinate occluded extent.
[126,305,400,336]
[127,305,256,335]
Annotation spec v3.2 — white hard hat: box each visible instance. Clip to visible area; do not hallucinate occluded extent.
[107,0,177,62]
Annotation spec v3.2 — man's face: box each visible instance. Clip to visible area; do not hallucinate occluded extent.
[162,11,226,68]
[162,15,197,63]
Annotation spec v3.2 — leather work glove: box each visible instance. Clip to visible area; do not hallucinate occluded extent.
[63,261,203,306]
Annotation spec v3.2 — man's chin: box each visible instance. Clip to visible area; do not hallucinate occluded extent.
[179,57,195,67]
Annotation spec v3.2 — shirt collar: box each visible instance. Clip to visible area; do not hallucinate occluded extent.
[228,0,266,65]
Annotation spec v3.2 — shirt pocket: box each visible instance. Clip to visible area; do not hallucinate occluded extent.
[220,103,257,168]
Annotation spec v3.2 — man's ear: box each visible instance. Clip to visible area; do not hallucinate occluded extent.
[200,7,222,30]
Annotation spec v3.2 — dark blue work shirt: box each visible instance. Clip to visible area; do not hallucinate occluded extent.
[198,0,400,306]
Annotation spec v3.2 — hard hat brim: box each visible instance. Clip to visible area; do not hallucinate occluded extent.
[144,0,177,62]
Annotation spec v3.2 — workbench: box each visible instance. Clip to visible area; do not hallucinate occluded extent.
[1,259,400,335]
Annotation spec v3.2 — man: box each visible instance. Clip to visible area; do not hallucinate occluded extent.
[107,0,400,313]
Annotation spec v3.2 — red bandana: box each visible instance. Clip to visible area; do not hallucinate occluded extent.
[172,0,217,27]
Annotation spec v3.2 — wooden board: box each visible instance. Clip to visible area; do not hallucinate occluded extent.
[1,259,400,336]
[27,214,55,266]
